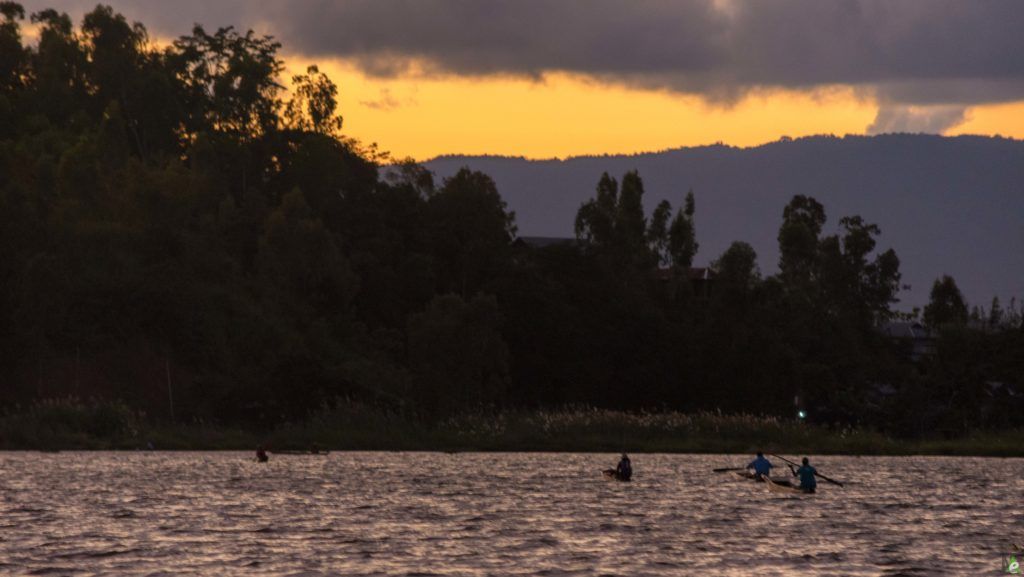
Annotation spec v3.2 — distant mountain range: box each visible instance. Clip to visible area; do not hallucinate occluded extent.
[423,134,1024,310]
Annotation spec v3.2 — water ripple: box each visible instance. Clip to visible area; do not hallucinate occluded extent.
[0,452,1021,575]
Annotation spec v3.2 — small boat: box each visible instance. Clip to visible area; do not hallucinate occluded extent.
[271,450,331,456]
[764,475,808,494]
[602,468,631,482]
[733,471,796,486]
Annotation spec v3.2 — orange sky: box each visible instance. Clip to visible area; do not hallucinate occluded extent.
[294,58,1024,161]
[16,3,1024,161]
[18,20,1024,162]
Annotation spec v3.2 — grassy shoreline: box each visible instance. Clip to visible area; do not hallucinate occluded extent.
[3,400,1024,456]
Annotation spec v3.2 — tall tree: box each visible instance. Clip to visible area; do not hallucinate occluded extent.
[283,65,343,136]
[30,8,88,124]
[0,2,27,96]
[778,194,826,289]
[647,199,672,266]
[576,170,679,270]
[988,296,1003,329]
[818,215,901,324]
[923,275,968,328]
[426,168,516,297]
[714,241,759,291]
[574,172,618,247]
[171,25,283,139]
[258,188,358,319]
[667,190,698,269]
[407,293,510,417]
[615,170,647,257]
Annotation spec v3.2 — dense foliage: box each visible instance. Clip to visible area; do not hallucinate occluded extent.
[1,4,1021,438]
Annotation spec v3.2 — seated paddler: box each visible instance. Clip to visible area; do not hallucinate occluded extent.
[746,451,773,480]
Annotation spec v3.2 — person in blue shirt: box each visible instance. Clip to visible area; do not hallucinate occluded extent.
[746,452,773,480]
[790,457,817,493]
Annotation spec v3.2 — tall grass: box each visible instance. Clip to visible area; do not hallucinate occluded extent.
[1,399,1022,455]
[0,397,140,450]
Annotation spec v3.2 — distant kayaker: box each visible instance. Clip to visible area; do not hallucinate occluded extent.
[790,457,817,493]
[746,452,774,479]
[256,446,269,463]
[616,453,633,481]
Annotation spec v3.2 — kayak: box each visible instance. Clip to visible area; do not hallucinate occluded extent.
[271,450,331,455]
[602,468,631,482]
[764,475,809,494]
[733,471,796,486]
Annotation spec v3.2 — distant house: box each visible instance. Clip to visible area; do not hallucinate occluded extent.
[688,267,715,299]
[879,321,935,361]
[653,266,716,296]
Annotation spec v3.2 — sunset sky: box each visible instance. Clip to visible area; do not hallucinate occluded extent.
[20,0,1024,160]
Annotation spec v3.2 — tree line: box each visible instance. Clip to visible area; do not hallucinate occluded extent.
[1,4,1021,436]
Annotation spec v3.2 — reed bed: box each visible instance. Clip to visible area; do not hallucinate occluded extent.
[1,399,1021,456]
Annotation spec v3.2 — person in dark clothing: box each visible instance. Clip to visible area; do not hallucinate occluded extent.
[790,457,817,493]
[616,453,633,481]
[256,446,269,463]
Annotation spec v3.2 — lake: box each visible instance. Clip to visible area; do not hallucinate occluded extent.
[1,452,1021,575]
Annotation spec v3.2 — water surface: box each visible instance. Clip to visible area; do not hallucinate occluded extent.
[1,452,1021,575]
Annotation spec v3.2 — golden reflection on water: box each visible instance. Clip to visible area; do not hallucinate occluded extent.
[0,452,1021,575]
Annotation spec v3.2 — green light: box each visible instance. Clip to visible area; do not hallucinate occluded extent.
[798,410,807,419]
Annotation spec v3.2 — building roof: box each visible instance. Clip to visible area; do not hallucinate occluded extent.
[879,321,933,340]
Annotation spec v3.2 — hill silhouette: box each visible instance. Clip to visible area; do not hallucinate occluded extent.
[425,134,1024,309]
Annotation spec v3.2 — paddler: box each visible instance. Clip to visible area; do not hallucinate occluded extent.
[789,457,817,493]
[615,453,633,481]
[746,451,774,480]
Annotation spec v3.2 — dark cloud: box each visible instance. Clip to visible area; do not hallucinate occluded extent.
[19,0,1024,109]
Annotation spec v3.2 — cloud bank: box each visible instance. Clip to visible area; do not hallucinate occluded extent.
[19,0,1024,114]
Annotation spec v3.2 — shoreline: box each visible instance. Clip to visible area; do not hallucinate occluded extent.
[5,403,1024,456]
[5,429,1024,457]
[4,448,1024,457]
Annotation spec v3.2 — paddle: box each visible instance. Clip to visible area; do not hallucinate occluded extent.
[713,467,748,473]
[770,453,844,488]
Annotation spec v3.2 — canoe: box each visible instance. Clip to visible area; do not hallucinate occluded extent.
[765,475,808,494]
[733,471,796,486]
[271,450,330,456]
[602,468,631,482]
[734,470,765,481]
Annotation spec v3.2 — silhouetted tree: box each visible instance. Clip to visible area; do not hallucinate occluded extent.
[258,188,358,319]
[427,168,516,297]
[0,2,27,96]
[30,8,88,124]
[408,294,509,416]
[171,25,282,139]
[667,190,698,269]
[283,65,343,136]
[0,5,1019,436]
[923,275,968,328]
[647,199,672,266]
[778,194,825,290]
[714,241,759,291]
[575,172,619,248]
